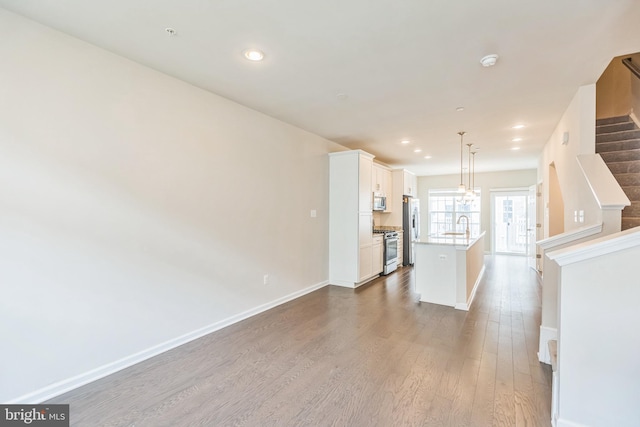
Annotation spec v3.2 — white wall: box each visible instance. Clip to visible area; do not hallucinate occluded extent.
[538,85,600,236]
[417,169,537,252]
[0,10,341,402]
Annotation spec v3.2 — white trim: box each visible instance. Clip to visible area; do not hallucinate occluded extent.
[489,187,531,192]
[537,223,602,250]
[630,110,640,129]
[331,279,356,288]
[537,326,558,364]
[547,227,640,266]
[556,418,589,427]
[7,280,329,404]
[328,149,374,159]
[455,264,485,311]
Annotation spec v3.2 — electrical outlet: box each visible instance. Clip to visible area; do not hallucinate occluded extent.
[263,274,269,285]
[310,209,317,218]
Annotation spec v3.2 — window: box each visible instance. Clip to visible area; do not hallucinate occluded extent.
[428,189,481,236]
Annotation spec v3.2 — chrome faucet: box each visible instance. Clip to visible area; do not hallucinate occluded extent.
[457,215,470,237]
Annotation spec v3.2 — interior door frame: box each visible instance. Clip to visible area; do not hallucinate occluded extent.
[490,187,531,255]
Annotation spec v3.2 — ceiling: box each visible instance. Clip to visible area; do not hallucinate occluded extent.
[2,0,640,176]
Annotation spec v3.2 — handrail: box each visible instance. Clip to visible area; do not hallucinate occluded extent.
[537,223,603,250]
[622,57,640,80]
[547,226,640,266]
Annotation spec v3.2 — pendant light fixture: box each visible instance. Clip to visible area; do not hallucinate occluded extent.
[471,150,477,196]
[457,131,466,193]
[465,143,475,201]
[456,131,478,204]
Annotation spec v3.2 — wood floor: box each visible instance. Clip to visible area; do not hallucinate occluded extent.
[49,255,552,426]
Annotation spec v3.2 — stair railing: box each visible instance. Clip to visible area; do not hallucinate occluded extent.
[622,57,640,80]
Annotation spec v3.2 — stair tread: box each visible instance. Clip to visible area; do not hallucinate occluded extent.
[595,140,640,154]
[600,150,640,162]
[596,138,640,144]
[596,130,640,143]
[596,116,633,126]
[596,122,638,135]
[603,160,640,174]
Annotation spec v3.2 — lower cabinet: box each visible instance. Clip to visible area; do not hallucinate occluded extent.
[358,245,373,282]
[398,233,404,266]
[358,213,374,282]
[373,235,383,274]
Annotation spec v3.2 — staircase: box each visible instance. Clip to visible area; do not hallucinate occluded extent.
[595,115,640,230]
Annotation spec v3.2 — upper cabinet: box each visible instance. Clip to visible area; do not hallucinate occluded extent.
[403,170,417,197]
[372,163,393,212]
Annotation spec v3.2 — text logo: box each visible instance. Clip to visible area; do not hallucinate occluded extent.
[0,405,69,427]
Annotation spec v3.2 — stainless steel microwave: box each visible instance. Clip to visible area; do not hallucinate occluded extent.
[373,194,386,211]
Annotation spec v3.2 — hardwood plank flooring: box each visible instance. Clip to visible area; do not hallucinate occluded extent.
[48,255,551,426]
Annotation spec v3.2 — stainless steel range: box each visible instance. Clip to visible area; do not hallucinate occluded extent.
[378,231,399,275]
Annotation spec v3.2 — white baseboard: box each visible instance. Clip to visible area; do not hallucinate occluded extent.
[455,265,486,311]
[538,326,558,364]
[8,280,329,404]
[330,279,356,288]
[557,417,588,427]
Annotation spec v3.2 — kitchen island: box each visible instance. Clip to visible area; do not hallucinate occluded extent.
[414,231,485,311]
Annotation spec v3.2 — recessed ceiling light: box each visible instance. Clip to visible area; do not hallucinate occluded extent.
[165,28,177,36]
[414,149,422,153]
[401,139,410,144]
[512,137,522,142]
[336,93,348,101]
[480,54,499,67]
[456,107,465,112]
[243,49,265,61]
[424,155,432,159]
[511,147,521,151]
[512,124,525,129]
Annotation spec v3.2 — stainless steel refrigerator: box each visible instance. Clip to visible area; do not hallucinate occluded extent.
[402,195,420,265]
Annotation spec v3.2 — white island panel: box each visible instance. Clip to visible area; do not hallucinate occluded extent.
[414,232,486,310]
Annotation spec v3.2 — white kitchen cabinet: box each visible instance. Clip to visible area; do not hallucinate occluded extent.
[372,164,383,194]
[403,170,417,197]
[382,168,393,201]
[358,212,374,281]
[387,169,418,225]
[372,163,393,212]
[329,150,379,287]
[398,233,404,266]
[373,234,384,274]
